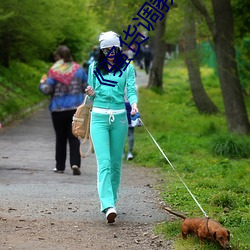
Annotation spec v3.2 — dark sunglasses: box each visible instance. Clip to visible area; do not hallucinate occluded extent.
[102,47,119,55]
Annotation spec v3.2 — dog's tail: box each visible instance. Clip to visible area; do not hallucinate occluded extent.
[162,206,187,220]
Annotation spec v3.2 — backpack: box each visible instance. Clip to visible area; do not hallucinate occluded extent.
[72,95,94,158]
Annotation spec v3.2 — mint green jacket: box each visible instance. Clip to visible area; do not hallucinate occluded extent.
[87,62,138,110]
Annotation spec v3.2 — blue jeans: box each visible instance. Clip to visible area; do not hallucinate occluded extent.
[90,111,128,212]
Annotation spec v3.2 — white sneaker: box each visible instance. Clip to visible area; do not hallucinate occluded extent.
[105,207,117,223]
[72,165,81,175]
[127,152,133,160]
[53,168,64,173]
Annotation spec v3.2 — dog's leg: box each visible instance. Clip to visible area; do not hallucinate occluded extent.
[181,231,188,239]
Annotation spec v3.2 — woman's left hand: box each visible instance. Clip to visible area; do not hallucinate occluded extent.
[131,103,138,116]
[40,74,47,83]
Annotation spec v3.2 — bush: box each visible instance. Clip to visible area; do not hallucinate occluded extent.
[210,135,250,159]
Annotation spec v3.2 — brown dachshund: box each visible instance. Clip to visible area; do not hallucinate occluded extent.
[163,207,231,249]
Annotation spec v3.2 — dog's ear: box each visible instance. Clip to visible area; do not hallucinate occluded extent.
[213,231,217,240]
[227,230,230,240]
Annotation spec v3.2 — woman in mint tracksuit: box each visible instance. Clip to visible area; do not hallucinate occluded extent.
[86,31,138,223]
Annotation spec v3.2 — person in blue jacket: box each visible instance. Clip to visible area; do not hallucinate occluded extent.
[85,31,139,223]
[39,45,87,176]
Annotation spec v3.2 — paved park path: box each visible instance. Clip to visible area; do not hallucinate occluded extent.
[0,70,173,249]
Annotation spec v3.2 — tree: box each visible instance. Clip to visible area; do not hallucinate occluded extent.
[148,2,175,90]
[147,14,167,90]
[0,0,98,66]
[191,0,250,134]
[184,1,218,114]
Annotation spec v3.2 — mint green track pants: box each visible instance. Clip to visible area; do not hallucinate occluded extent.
[90,111,128,212]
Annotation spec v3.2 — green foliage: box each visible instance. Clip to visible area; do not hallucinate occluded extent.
[92,0,145,35]
[0,0,100,66]
[167,0,212,44]
[165,3,185,44]
[232,0,250,39]
[236,37,250,95]
[233,0,250,97]
[0,60,49,122]
[129,58,250,249]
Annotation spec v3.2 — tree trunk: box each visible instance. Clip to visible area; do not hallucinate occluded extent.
[212,0,250,134]
[184,5,218,114]
[191,0,250,134]
[147,14,167,90]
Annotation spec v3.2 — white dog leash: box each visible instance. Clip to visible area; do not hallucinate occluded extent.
[139,118,209,218]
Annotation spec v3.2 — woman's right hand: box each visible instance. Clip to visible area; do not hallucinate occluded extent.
[131,103,138,116]
[85,86,95,97]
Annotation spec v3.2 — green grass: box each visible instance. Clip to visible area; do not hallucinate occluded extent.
[129,58,250,250]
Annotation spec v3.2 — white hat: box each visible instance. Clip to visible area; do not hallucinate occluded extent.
[99,31,120,49]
